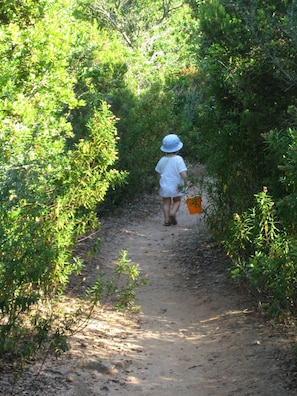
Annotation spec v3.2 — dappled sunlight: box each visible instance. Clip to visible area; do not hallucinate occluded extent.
[46,189,297,396]
[96,296,270,394]
[199,309,253,325]
[14,175,291,395]
[61,295,255,393]
[62,206,293,395]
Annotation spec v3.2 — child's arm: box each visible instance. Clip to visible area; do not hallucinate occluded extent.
[156,172,161,187]
[180,171,192,188]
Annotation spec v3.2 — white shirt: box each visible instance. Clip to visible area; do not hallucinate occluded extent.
[155,155,187,197]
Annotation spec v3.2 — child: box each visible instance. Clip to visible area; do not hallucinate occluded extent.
[155,134,191,226]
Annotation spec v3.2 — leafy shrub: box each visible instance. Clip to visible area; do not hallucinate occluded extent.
[115,82,176,200]
[0,0,136,361]
[0,102,126,359]
[226,187,297,317]
[263,125,297,231]
[0,249,145,365]
[87,249,147,312]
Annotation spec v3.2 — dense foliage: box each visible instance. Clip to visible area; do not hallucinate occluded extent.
[187,0,297,316]
[0,0,129,359]
[88,0,196,199]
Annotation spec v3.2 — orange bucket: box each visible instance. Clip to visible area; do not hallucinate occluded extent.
[186,196,202,215]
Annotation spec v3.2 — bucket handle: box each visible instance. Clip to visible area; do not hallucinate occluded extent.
[183,184,202,198]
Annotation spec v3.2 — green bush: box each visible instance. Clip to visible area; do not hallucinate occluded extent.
[226,187,297,317]
[263,125,297,232]
[0,102,126,358]
[115,82,176,200]
[188,0,297,230]
[0,0,135,361]
[87,249,147,312]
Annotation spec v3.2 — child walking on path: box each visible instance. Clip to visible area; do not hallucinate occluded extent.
[155,134,191,226]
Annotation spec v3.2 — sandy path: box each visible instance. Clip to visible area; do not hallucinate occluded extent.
[93,200,294,396]
[1,192,296,395]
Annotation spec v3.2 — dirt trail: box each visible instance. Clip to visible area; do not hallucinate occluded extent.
[1,187,296,395]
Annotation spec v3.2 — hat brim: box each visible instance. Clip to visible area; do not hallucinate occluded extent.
[160,142,183,153]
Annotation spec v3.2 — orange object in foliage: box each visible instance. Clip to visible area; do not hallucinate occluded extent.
[186,196,202,214]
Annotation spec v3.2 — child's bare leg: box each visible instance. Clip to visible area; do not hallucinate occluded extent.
[170,197,181,224]
[162,197,171,224]
[171,196,181,216]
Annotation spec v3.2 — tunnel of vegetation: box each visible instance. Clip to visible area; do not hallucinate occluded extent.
[0,0,296,360]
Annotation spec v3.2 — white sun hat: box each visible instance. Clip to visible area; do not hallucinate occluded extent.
[160,134,183,153]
